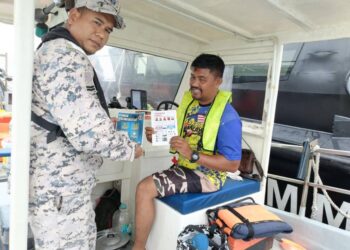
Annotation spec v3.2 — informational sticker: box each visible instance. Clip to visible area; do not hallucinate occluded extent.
[116,112,144,144]
[151,110,178,146]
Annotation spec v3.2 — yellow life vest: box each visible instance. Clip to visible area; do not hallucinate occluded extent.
[173,90,232,169]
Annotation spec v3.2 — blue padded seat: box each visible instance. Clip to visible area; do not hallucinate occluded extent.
[159,178,260,214]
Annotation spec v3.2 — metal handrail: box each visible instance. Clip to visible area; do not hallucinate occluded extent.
[268,173,350,196]
[270,140,350,219]
[272,141,350,157]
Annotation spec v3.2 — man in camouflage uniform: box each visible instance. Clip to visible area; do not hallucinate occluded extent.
[29,1,143,249]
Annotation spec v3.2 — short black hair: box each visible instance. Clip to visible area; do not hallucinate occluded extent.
[191,54,225,78]
[65,0,75,11]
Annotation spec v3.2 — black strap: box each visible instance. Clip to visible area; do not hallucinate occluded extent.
[33,27,110,143]
[231,196,256,205]
[39,27,110,116]
[92,68,109,116]
[242,137,253,151]
[254,158,264,180]
[223,205,255,240]
[31,111,66,143]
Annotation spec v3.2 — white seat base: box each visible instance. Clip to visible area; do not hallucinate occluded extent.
[146,193,257,250]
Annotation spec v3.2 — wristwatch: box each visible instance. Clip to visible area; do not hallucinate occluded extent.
[190,151,200,163]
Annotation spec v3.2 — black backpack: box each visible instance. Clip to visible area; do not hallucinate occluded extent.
[94,188,121,231]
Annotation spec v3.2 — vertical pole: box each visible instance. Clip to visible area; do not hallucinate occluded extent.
[299,141,318,217]
[9,0,34,249]
[259,38,283,200]
[298,156,312,217]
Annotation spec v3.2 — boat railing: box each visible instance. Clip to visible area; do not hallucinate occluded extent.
[269,141,350,220]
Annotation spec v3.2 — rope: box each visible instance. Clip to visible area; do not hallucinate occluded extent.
[310,148,350,220]
[310,153,319,219]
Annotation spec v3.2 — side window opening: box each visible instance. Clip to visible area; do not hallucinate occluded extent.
[222,63,269,123]
[90,46,188,109]
[226,38,350,134]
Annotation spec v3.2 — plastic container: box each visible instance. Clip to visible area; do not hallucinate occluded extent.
[112,208,119,230]
[96,229,130,250]
[112,203,131,235]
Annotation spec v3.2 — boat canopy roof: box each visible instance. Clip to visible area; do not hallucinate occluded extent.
[2,3,350,249]
[1,0,350,46]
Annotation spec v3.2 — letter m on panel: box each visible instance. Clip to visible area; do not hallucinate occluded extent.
[314,193,350,230]
[266,178,298,214]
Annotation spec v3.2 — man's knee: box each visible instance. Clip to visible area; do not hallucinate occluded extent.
[136,176,158,199]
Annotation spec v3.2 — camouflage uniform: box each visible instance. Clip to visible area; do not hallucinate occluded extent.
[28,194,96,250]
[30,37,135,249]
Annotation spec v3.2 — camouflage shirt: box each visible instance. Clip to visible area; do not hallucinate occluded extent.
[30,38,135,198]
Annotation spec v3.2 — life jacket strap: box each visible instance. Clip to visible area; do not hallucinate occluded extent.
[31,111,66,143]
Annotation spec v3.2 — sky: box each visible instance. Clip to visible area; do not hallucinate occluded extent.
[0,22,41,77]
[0,23,15,76]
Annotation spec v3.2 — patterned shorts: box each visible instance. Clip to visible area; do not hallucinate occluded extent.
[152,165,218,197]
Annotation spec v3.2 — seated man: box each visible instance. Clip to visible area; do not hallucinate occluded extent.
[133,54,242,250]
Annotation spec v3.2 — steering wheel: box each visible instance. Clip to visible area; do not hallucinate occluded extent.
[157,101,179,110]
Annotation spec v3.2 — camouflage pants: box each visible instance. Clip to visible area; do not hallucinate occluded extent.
[28,193,96,250]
